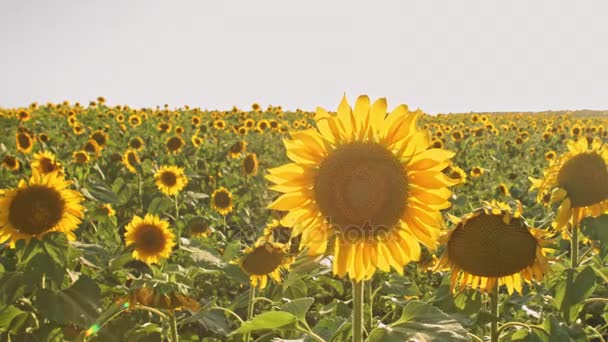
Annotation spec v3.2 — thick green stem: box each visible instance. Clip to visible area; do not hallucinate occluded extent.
[137,173,143,213]
[490,281,499,342]
[244,286,256,342]
[352,281,364,342]
[571,223,579,268]
[169,310,179,342]
[368,279,373,331]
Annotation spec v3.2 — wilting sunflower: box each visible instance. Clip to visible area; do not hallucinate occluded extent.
[129,137,145,151]
[530,137,608,231]
[544,150,556,162]
[470,166,483,178]
[90,130,109,149]
[16,131,35,154]
[124,214,175,264]
[166,136,185,154]
[435,201,549,294]
[0,170,85,245]
[1,155,20,171]
[211,187,233,216]
[243,153,259,177]
[72,150,90,164]
[154,165,188,196]
[228,141,247,158]
[187,217,212,238]
[31,151,63,175]
[267,95,459,281]
[127,283,200,311]
[236,238,293,289]
[122,149,141,174]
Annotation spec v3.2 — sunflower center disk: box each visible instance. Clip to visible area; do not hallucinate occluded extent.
[9,186,65,235]
[214,192,231,208]
[241,245,284,275]
[40,158,57,173]
[557,152,608,207]
[447,213,537,277]
[315,143,407,242]
[135,224,166,254]
[18,134,31,148]
[160,172,178,186]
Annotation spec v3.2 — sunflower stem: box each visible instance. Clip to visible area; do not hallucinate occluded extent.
[174,194,180,219]
[367,279,374,331]
[137,172,143,213]
[352,281,364,342]
[571,223,579,268]
[244,286,256,342]
[169,310,179,342]
[490,281,499,342]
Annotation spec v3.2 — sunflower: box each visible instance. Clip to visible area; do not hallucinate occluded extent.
[191,135,203,148]
[530,137,608,231]
[154,165,188,196]
[72,150,90,164]
[1,155,20,172]
[244,119,255,129]
[124,214,175,264]
[435,201,549,294]
[445,165,467,184]
[243,153,259,177]
[157,122,172,133]
[266,95,459,281]
[211,187,233,216]
[127,284,200,311]
[175,126,184,135]
[17,109,31,122]
[257,119,270,132]
[236,238,293,289]
[431,139,444,149]
[0,170,85,245]
[100,203,116,217]
[129,115,142,127]
[16,131,35,154]
[116,114,125,123]
[544,150,556,162]
[83,139,102,158]
[90,130,109,149]
[450,130,464,142]
[31,151,63,175]
[128,137,145,151]
[122,149,141,174]
[213,120,226,130]
[263,219,293,245]
[37,133,49,143]
[228,141,247,158]
[191,116,202,127]
[470,166,483,178]
[73,124,85,135]
[496,183,510,196]
[187,217,212,238]
[166,136,185,154]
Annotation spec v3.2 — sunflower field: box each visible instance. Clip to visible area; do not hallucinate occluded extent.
[0,96,607,342]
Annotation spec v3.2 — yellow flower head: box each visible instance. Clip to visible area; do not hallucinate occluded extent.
[31,151,63,175]
[243,153,259,177]
[236,238,293,289]
[154,165,188,196]
[124,214,175,264]
[211,187,233,216]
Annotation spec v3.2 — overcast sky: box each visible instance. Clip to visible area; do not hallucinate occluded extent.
[1,1,607,114]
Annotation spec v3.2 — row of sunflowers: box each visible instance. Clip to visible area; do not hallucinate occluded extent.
[0,96,607,341]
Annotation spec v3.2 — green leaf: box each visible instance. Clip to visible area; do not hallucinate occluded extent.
[368,301,469,342]
[580,215,608,243]
[147,196,174,214]
[0,305,30,334]
[280,297,314,321]
[282,278,308,299]
[554,267,596,323]
[538,315,571,342]
[234,311,297,334]
[313,316,349,342]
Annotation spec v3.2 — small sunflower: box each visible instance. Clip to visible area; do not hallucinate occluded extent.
[166,136,185,154]
[187,217,212,238]
[544,150,556,162]
[263,219,293,245]
[124,214,175,264]
[243,153,259,177]
[496,183,510,196]
[267,95,459,281]
[211,187,233,216]
[1,155,20,171]
[154,165,188,196]
[470,166,484,178]
[16,131,35,154]
[244,119,255,129]
[17,109,31,122]
[122,149,141,174]
[257,119,270,132]
[445,165,467,184]
[83,139,102,158]
[31,151,63,175]
[0,170,85,245]
[157,122,172,133]
[100,203,116,217]
[129,115,142,127]
[236,238,293,289]
[129,137,145,151]
[90,130,109,149]
[530,137,608,231]
[72,150,90,164]
[213,120,226,130]
[175,126,184,135]
[435,201,550,294]
[38,133,50,143]
[228,141,247,158]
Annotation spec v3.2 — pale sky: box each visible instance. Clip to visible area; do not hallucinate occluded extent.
[1,1,607,114]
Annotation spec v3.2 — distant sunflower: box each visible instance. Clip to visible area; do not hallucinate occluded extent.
[436,201,549,294]
[244,119,255,129]
[237,126,248,136]
[166,136,185,154]
[73,125,85,135]
[431,139,444,149]
[496,183,510,196]
[213,120,226,130]
[175,126,184,135]
[128,137,145,151]
[531,137,608,231]
[257,120,270,132]
[90,130,109,149]
[0,170,85,245]
[267,95,458,281]
[1,155,20,172]
[236,238,293,289]
[122,149,141,174]
[187,217,211,238]
[157,122,172,133]
[450,130,464,142]
[544,150,556,162]
[100,203,116,217]
[72,150,90,164]
[17,109,31,122]
[154,165,188,196]
[445,165,467,184]
[124,214,175,264]
[243,153,259,177]
[191,135,203,148]
[470,166,483,178]
[228,141,247,158]
[211,187,233,216]
[128,115,142,127]
[191,116,202,127]
[16,131,35,154]
[263,219,292,244]
[31,151,63,175]
[83,139,102,158]
[38,133,50,143]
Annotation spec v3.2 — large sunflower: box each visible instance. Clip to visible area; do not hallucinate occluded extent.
[236,238,293,289]
[31,151,63,175]
[435,201,550,294]
[0,170,85,245]
[211,187,233,216]
[154,165,188,196]
[124,214,175,264]
[530,137,608,231]
[266,95,458,281]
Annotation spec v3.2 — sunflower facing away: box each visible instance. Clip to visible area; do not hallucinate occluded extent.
[0,170,85,245]
[266,95,459,281]
[154,165,188,196]
[236,238,293,289]
[211,187,233,216]
[435,201,550,294]
[530,137,608,231]
[243,153,259,177]
[124,214,175,264]
[31,151,63,175]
